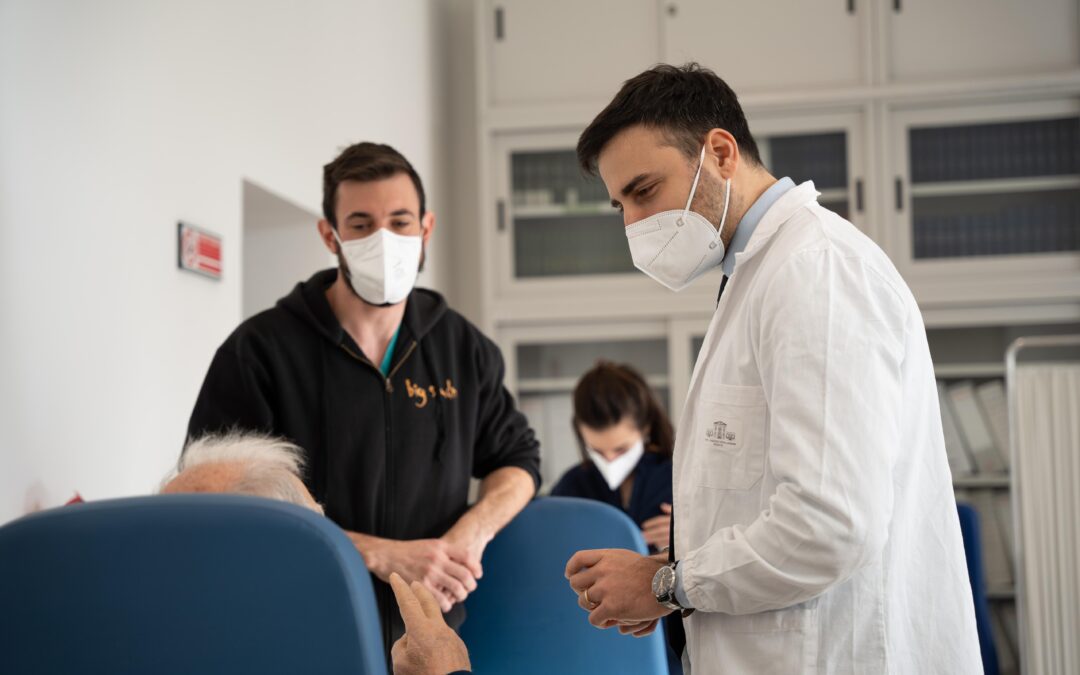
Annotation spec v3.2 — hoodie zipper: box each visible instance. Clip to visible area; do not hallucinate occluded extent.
[340,340,418,393]
[339,338,418,655]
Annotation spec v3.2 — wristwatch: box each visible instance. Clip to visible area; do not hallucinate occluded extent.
[651,561,684,612]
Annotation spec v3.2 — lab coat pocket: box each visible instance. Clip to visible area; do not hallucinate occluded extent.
[694,384,767,490]
[700,603,819,675]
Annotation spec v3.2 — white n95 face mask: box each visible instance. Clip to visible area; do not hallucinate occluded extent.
[624,144,731,291]
[587,439,645,491]
[333,228,422,305]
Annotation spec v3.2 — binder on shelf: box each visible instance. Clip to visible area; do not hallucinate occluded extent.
[1047,117,1062,177]
[993,492,1015,567]
[975,380,1010,471]
[999,603,1020,660]
[968,490,1014,588]
[991,605,1019,675]
[938,382,976,477]
[948,381,1007,473]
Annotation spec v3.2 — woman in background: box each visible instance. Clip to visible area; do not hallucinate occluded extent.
[551,361,674,551]
[551,361,684,675]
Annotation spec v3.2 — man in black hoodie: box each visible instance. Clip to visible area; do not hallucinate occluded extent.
[186,142,541,656]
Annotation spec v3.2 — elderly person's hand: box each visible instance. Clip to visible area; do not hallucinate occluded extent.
[389,572,472,675]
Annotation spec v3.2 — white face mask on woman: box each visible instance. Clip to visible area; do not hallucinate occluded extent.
[332,228,422,306]
[623,143,731,292]
[587,439,645,491]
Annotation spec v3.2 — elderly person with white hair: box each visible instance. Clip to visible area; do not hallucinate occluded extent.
[161,433,473,675]
[160,432,323,513]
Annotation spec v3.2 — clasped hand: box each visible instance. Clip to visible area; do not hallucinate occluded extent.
[564,548,673,637]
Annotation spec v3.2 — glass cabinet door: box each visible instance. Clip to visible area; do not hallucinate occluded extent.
[760,131,852,220]
[494,119,865,294]
[906,114,1080,260]
[508,148,631,279]
[749,111,866,234]
[511,334,669,492]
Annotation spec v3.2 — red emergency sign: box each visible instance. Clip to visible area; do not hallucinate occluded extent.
[178,221,222,279]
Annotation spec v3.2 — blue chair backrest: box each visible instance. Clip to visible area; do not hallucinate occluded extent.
[461,496,669,675]
[957,502,1000,675]
[0,495,387,675]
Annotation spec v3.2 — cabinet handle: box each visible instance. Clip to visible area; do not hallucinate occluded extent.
[667,3,678,17]
[494,6,505,41]
[894,178,904,212]
[893,0,901,12]
[855,178,864,213]
[496,199,506,233]
[847,0,855,15]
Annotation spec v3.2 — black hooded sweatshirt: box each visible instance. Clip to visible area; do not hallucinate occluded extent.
[186,269,541,654]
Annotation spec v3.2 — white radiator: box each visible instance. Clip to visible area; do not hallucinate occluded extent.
[1008,336,1080,675]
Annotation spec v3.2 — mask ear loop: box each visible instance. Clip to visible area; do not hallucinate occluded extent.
[678,144,708,227]
[681,144,731,249]
[717,177,732,242]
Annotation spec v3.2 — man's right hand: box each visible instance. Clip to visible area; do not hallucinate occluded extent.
[348,533,477,613]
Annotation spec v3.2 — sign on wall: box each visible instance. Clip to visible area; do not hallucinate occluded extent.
[178,221,222,280]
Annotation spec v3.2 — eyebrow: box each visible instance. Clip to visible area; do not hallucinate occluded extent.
[346,209,416,220]
[610,173,653,208]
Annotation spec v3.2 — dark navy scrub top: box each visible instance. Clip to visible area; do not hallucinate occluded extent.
[551,451,672,548]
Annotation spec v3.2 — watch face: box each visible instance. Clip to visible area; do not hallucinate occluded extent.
[652,564,675,598]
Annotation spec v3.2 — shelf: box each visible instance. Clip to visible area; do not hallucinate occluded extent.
[519,375,670,394]
[987,586,1017,601]
[513,191,851,218]
[910,175,1080,199]
[953,475,1011,489]
[817,188,849,203]
[512,202,614,219]
[935,362,1006,378]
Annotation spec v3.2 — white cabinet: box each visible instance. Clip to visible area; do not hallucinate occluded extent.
[751,109,869,233]
[887,99,1080,307]
[490,130,662,301]
[884,0,1080,83]
[490,112,869,303]
[479,0,1080,111]
[484,0,659,107]
[661,0,870,93]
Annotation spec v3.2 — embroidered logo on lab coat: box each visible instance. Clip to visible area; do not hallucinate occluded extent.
[705,418,740,449]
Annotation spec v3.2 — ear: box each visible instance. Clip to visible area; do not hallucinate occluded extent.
[317,219,339,255]
[705,128,740,180]
[421,211,436,246]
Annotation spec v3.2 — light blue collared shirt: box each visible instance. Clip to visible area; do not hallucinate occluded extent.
[673,176,796,610]
[721,176,796,277]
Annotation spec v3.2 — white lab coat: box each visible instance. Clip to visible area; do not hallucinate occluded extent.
[674,182,982,674]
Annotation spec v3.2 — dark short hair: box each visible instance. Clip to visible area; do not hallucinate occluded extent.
[572,360,674,461]
[322,142,426,227]
[576,62,761,175]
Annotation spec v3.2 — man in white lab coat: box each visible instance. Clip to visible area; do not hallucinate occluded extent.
[564,63,983,674]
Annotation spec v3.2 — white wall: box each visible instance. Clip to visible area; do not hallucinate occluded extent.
[242,181,329,320]
[0,0,451,522]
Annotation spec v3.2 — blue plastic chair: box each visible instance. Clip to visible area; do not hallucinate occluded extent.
[0,495,387,675]
[461,496,669,675]
[957,502,1001,675]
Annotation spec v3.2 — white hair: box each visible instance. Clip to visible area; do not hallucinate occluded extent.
[163,432,319,512]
